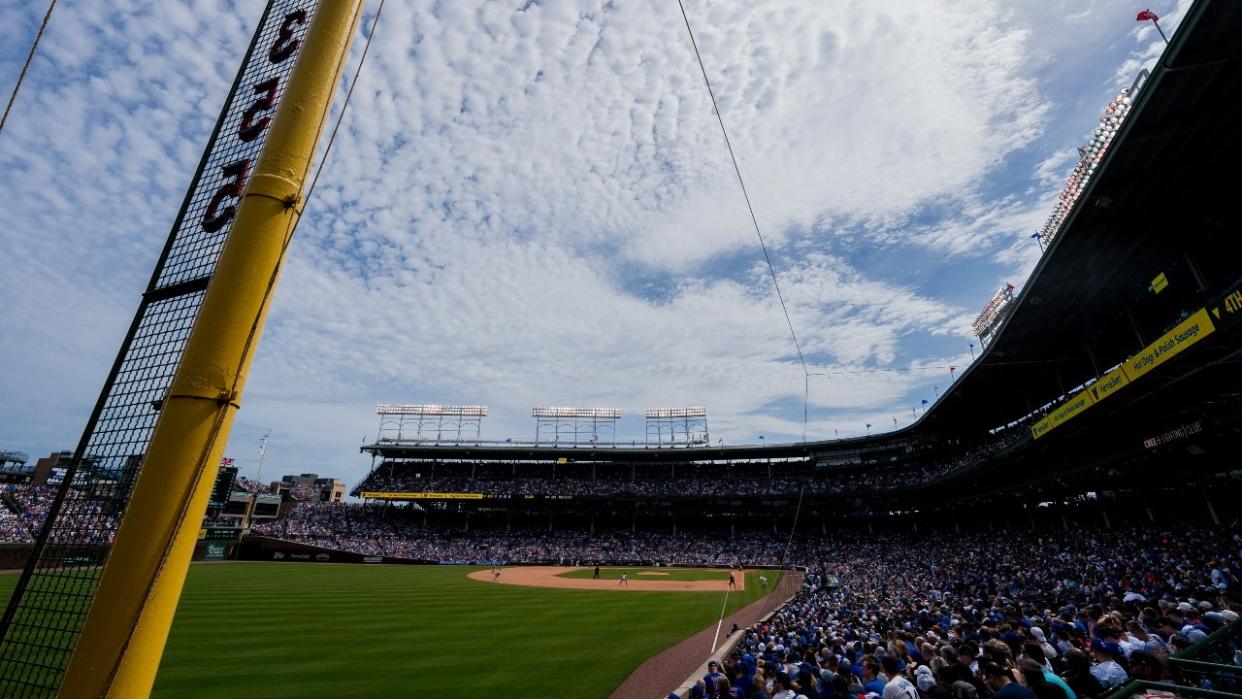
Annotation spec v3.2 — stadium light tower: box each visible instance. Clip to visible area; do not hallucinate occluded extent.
[376,403,488,443]
[532,406,621,446]
[644,407,709,446]
[972,283,1017,346]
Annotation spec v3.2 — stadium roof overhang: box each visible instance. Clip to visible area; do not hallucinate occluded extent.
[363,441,818,463]
[918,0,1242,437]
[365,0,1242,464]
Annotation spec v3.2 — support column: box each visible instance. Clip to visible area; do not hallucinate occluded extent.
[1125,307,1146,349]
[1183,251,1209,293]
[1206,496,1220,526]
[1084,342,1101,376]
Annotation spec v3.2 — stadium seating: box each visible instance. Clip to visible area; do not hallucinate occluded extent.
[350,427,1029,500]
[251,506,1240,698]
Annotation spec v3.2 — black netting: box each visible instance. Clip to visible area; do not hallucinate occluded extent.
[0,2,319,694]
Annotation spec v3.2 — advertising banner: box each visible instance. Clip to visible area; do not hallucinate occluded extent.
[1088,366,1130,403]
[1031,388,1096,439]
[359,491,484,500]
[1123,308,1214,381]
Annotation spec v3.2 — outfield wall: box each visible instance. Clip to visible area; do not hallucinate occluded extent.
[239,536,436,565]
[0,544,34,570]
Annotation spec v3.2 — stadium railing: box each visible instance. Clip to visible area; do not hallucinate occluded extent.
[1105,620,1242,699]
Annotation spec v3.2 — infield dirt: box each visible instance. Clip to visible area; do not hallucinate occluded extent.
[467,566,743,591]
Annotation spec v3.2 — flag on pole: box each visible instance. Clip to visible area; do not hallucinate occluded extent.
[921,399,929,406]
[1030,232,1040,239]
[220,457,235,466]
[1137,9,1169,43]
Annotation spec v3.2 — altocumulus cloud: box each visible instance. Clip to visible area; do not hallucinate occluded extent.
[0,0,1179,485]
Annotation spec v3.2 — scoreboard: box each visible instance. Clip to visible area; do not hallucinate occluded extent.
[211,466,239,508]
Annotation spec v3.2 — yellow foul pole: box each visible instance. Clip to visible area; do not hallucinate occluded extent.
[58,2,364,696]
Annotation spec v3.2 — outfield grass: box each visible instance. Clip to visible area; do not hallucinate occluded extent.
[558,566,733,581]
[0,564,780,697]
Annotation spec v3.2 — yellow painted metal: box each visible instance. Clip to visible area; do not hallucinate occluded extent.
[57,2,364,696]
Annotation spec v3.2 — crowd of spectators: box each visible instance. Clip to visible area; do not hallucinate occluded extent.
[234,477,269,494]
[251,502,796,564]
[681,524,1239,699]
[0,484,60,543]
[250,503,1241,697]
[0,499,25,542]
[354,425,1033,501]
[0,484,119,544]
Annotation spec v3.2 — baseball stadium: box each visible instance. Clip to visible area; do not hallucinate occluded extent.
[1,1,1241,698]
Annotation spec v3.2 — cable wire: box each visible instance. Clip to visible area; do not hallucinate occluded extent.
[1,0,57,138]
[304,0,385,206]
[675,0,809,377]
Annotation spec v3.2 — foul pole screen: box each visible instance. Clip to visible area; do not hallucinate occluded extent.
[0,1,363,696]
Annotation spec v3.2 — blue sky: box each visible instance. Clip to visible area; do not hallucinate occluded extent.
[0,0,1185,487]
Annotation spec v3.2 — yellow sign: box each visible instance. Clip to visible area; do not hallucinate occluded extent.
[1210,286,1242,328]
[1123,308,1215,381]
[556,457,568,464]
[1150,272,1168,294]
[1032,307,1215,441]
[198,528,207,540]
[358,491,484,500]
[1088,365,1129,403]
[1031,387,1096,439]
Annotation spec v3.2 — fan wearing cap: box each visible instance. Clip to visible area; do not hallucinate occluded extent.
[1087,639,1128,690]
[702,661,725,698]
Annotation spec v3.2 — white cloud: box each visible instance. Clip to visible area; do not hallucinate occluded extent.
[0,0,1175,486]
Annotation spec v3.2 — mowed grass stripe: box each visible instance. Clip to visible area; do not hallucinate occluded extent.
[0,565,782,697]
